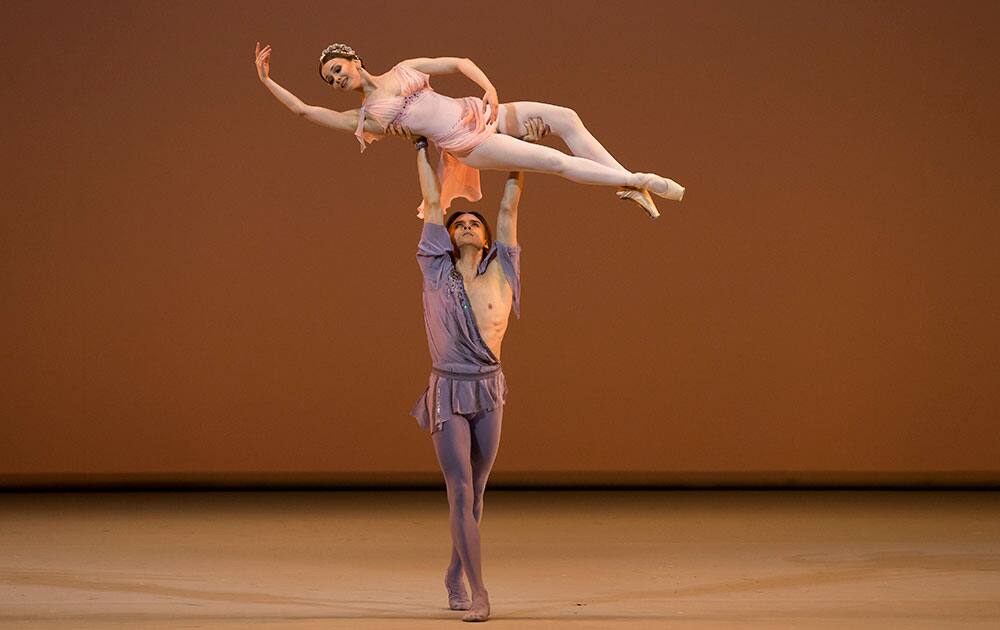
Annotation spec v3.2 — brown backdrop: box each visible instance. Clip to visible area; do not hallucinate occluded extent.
[3,1,998,486]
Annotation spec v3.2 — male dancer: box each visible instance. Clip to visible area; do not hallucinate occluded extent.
[406,118,548,622]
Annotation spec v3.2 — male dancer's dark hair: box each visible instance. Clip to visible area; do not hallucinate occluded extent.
[446,210,493,254]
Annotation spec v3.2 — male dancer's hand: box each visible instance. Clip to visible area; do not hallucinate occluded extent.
[518,117,551,143]
[386,123,416,141]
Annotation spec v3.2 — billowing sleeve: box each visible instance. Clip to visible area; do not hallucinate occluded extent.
[353,105,384,153]
[493,240,522,319]
[416,223,454,285]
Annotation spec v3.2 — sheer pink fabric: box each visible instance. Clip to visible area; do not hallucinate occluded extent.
[353,64,498,216]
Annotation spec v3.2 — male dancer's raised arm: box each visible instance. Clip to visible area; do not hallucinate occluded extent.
[388,118,549,229]
[495,171,522,246]
[413,135,444,226]
[496,117,548,245]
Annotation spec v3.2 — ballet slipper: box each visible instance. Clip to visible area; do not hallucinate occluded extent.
[449,594,472,611]
[446,575,471,610]
[461,600,490,622]
[617,187,660,219]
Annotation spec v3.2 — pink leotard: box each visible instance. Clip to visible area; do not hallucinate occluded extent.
[352,63,498,216]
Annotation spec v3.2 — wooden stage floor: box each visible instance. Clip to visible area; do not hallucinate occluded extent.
[1,490,998,628]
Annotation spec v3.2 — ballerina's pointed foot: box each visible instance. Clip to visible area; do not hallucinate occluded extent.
[617,187,660,219]
[660,178,685,201]
[637,173,685,202]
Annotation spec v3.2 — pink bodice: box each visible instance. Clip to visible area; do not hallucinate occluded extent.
[353,63,498,216]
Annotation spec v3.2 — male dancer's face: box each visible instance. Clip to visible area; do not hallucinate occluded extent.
[449,214,487,252]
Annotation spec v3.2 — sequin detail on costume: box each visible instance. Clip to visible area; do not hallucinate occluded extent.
[435,380,442,424]
[389,89,429,126]
[447,268,471,311]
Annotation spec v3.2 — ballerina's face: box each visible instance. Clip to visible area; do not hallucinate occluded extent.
[449,214,489,251]
[321,57,361,91]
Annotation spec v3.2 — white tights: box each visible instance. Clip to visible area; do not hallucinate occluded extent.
[460,101,673,195]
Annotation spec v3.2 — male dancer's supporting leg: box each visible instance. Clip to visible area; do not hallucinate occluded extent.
[443,408,503,610]
[433,408,503,621]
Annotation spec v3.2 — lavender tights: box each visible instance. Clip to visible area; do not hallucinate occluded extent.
[431,406,503,607]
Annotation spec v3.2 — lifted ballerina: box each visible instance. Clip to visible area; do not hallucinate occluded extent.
[254,42,684,219]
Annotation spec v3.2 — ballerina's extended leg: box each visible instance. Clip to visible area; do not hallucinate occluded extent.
[499,102,629,172]
[463,135,663,218]
[462,133,677,218]
[498,102,681,216]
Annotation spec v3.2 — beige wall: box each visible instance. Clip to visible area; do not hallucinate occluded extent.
[2,1,998,484]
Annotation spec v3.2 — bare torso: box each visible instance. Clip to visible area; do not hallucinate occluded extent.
[458,259,513,360]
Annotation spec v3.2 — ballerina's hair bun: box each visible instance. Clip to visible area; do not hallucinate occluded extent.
[319,43,364,70]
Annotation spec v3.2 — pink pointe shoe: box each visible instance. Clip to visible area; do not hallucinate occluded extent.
[617,187,660,219]
[636,173,685,202]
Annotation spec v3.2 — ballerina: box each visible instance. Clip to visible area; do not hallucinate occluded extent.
[253,42,684,218]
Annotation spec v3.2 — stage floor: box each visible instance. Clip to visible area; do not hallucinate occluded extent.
[0,490,997,629]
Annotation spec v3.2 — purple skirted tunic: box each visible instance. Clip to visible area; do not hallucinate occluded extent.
[410,223,522,434]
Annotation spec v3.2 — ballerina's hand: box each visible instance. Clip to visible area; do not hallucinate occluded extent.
[519,117,551,143]
[254,41,271,82]
[385,123,416,141]
[482,87,499,125]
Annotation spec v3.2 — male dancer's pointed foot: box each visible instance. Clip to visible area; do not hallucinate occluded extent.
[637,173,685,202]
[617,187,660,219]
[445,576,471,611]
[461,592,490,622]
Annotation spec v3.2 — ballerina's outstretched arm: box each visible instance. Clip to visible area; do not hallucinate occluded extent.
[254,42,384,136]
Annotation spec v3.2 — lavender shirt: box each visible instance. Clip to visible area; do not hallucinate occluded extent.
[410,222,522,433]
